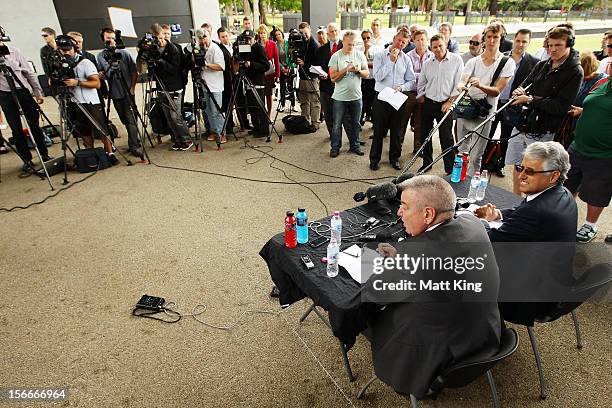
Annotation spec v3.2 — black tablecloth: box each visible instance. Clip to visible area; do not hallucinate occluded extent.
[259,178,522,348]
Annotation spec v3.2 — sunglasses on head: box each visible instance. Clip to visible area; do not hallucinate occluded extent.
[469,40,481,46]
[514,165,557,176]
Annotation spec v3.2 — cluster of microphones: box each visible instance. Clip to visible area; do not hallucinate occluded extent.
[353,172,415,203]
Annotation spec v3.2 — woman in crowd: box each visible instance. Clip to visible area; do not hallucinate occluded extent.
[273,28,297,113]
[257,25,280,117]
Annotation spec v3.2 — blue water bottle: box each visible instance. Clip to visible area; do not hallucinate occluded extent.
[450,154,463,183]
[296,208,309,244]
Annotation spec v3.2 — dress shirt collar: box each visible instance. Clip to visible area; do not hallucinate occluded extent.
[526,185,556,202]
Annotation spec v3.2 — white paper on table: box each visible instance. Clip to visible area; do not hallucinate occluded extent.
[338,245,379,284]
[108,7,138,38]
[377,87,408,110]
[309,65,327,77]
[456,204,503,229]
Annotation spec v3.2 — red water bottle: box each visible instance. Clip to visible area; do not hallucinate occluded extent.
[460,152,470,181]
[284,211,297,248]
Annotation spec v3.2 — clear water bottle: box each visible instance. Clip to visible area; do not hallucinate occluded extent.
[296,208,309,244]
[450,154,463,183]
[467,171,481,203]
[330,211,342,245]
[475,170,489,201]
[326,237,339,278]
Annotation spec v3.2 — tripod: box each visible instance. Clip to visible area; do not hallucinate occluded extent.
[103,57,153,163]
[0,59,54,189]
[271,68,297,130]
[190,66,236,152]
[221,64,282,145]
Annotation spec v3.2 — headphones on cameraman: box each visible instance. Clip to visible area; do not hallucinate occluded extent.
[55,34,78,51]
[99,27,114,42]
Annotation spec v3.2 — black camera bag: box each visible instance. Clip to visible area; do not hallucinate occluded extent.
[74,147,110,173]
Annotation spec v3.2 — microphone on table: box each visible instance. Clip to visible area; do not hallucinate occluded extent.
[353,182,398,203]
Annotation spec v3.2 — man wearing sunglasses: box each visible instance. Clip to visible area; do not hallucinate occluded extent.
[462,33,482,65]
[40,27,58,94]
[597,32,612,75]
[475,141,576,243]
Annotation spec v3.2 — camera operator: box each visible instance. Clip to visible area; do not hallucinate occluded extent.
[56,35,117,164]
[238,29,270,137]
[508,27,583,194]
[0,34,52,170]
[216,27,235,132]
[67,31,108,104]
[194,28,226,143]
[143,23,192,151]
[295,22,321,130]
[96,28,142,156]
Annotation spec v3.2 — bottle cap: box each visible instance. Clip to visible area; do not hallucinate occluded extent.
[298,208,305,212]
[334,211,341,216]
[286,211,294,216]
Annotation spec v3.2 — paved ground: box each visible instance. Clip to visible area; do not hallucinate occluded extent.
[0,89,610,408]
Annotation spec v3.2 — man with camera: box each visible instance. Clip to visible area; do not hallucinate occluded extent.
[238,29,270,137]
[0,34,52,170]
[55,35,117,164]
[508,26,583,194]
[143,23,192,151]
[193,28,226,143]
[96,28,141,157]
[295,22,321,131]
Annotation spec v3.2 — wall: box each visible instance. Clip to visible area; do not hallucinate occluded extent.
[0,0,62,73]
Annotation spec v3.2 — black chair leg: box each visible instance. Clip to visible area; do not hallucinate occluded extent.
[356,375,377,399]
[527,326,547,400]
[486,370,501,408]
[410,394,419,408]
[571,310,583,349]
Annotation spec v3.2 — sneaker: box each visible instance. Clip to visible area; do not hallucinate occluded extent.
[207,133,217,141]
[107,154,119,166]
[576,224,598,243]
[0,146,8,154]
[179,140,194,151]
[219,135,227,144]
[171,142,181,151]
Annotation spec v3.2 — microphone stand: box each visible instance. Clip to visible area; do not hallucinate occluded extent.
[397,83,473,177]
[417,84,533,175]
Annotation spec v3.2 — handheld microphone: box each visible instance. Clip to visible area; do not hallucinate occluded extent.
[353,182,398,202]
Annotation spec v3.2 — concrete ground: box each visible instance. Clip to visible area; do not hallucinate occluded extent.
[0,91,610,408]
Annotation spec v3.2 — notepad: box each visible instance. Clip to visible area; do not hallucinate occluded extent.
[377,87,408,111]
[309,65,327,77]
[338,245,379,284]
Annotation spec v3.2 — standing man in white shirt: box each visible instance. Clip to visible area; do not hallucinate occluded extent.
[598,32,612,75]
[456,23,515,177]
[370,18,386,49]
[417,34,463,174]
[406,29,433,153]
[357,28,381,126]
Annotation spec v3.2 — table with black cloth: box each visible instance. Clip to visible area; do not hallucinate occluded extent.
[259,177,522,379]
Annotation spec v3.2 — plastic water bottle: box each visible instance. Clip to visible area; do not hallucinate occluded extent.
[296,208,309,244]
[326,238,339,278]
[284,211,297,248]
[330,211,342,245]
[467,172,481,203]
[460,152,470,181]
[450,154,463,183]
[476,170,489,201]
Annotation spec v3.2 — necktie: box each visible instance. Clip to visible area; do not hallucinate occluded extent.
[332,42,337,55]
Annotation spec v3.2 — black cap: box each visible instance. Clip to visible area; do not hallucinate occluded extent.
[56,35,76,50]
[286,211,294,216]
[298,208,305,212]
[242,29,255,38]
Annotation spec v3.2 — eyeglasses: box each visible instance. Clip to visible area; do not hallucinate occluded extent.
[607,44,612,49]
[514,165,558,176]
[469,40,481,46]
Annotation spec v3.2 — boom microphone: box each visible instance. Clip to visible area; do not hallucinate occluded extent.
[393,172,415,185]
[353,182,398,202]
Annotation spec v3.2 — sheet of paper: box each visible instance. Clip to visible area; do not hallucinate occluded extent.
[377,87,408,110]
[338,245,379,284]
[309,65,327,77]
[108,7,138,38]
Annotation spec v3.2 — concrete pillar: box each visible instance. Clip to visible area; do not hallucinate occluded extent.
[302,0,337,29]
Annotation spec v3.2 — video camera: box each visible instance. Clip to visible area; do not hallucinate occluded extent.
[102,29,126,63]
[287,28,306,61]
[0,26,11,64]
[137,33,162,63]
[232,33,252,64]
[47,51,77,82]
[184,29,207,69]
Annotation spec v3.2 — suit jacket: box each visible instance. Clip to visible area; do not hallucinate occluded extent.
[314,40,343,94]
[502,51,539,96]
[214,40,233,95]
[487,184,578,326]
[245,42,269,86]
[367,215,502,399]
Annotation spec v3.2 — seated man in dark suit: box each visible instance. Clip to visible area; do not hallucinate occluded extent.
[475,141,577,325]
[475,141,577,243]
[367,175,501,399]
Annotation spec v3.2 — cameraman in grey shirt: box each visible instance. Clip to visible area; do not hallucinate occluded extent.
[97,28,141,156]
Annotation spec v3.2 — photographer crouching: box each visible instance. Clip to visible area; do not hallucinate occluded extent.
[138,23,192,151]
[96,28,142,157]
[55,35,118,165]
[192,28,226,143]
[235,30,270,138]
